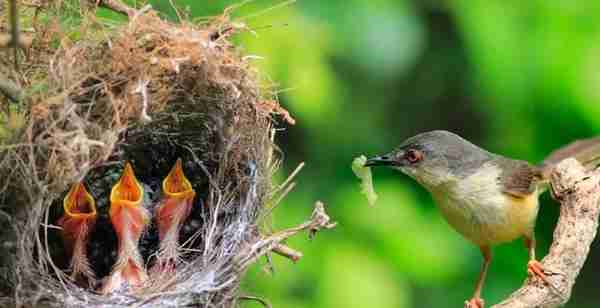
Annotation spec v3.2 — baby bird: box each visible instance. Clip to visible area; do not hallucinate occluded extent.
[152,158,196,273]
[58,182,97,287]
[101,162,150,293]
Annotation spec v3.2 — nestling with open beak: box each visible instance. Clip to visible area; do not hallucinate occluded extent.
[366,130,600,308]
[58,182,97,287]
[101,162,150,293]
[152,158,196,273]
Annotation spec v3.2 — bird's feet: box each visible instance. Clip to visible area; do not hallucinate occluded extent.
[527,260,550,284]
[464,297,484,308]
[527,260,566,298]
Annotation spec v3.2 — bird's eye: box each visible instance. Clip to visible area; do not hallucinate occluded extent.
[405,149,423,163]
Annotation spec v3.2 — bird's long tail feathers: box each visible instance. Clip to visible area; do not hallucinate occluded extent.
[538,136,600,179]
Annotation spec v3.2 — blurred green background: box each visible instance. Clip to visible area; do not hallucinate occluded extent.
[120,0,600,307]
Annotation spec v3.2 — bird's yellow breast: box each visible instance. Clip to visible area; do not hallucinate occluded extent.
[428,163,540,246]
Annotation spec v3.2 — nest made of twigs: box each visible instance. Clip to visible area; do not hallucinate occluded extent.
[0,4,296,307]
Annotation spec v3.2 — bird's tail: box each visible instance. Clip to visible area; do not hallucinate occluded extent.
[538,136,600,179]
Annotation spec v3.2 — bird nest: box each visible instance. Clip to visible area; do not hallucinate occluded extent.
[0,3,334,307]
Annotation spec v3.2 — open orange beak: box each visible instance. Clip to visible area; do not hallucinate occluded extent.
[111,162,143,207]
[63,182,97,221]
[162,158,195,201]
[152,158,196,273]
[58,182,97,284]
[102,162,150,294]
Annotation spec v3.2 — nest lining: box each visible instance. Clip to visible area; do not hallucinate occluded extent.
[0,5,297,307]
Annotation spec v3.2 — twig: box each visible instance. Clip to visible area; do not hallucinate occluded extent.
[492,159,600,308]
[238,295,272,308]
[272,243,302,262]
[83,0,139,18]
[272,162,304,195]
[234,201,336,270]
[9,0,19,69]
[259,162,304,220]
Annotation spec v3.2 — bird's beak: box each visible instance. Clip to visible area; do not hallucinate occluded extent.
[63,182,97,220]
[109,162,148,234]
[365,152,401,167]
[110,162,143,207]
[162,158,195,200]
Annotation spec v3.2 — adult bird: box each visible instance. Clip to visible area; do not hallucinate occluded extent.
[365,130,600,308]
[101,162,150,293]
[58,182,97,287]
[152,158,196,273]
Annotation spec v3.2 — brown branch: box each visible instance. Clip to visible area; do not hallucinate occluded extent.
[9,0,20,69]
[272,243,303,262]
[81,0,140,18]
[234,201,337,270]
[492,158,600,308]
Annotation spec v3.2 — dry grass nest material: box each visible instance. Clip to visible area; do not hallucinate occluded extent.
[0,4,332,307]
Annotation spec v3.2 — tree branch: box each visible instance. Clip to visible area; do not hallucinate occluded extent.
[272,243,303,262]
[81,0,139,18]
[9,0,20,69]
[493,159,600,308]
[234,201,337,270]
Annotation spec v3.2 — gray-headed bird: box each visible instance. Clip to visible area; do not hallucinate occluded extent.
[366,130,600,308]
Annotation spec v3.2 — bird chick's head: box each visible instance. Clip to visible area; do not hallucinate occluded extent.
[110,162,143,207]
[63,182,97,220]
[366,130,492,189]
[162,158,195,201]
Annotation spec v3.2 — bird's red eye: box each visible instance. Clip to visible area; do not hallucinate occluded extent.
[405,149,423,163]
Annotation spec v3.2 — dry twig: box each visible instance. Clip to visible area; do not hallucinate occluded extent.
[235,201,337,270]
[272,243,303,262]
[81,0,139,17]
[238,295,272,308]
[492,159,600,308]
[9,0,19,69]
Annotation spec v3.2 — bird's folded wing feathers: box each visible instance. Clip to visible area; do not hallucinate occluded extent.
[497,158,538,198]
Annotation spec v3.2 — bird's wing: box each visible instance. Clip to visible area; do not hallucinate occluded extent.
[497,158,539,198]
